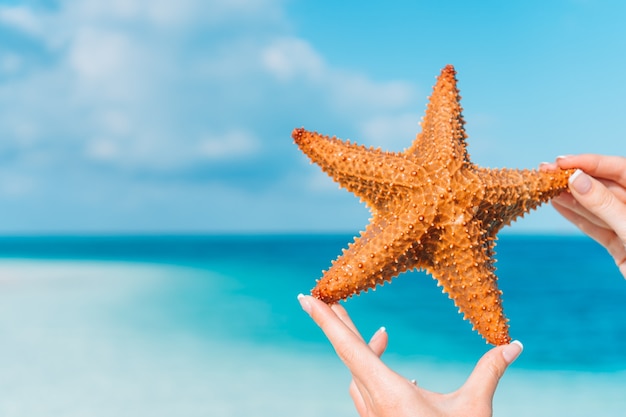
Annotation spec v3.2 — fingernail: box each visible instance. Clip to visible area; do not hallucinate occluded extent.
[368,326,386,343]
[556,155,571,161]
[539,162,552,172]
[569,169,592,194]
[369,326,388,350]
[297,293,312,315]
[373,326,386,338]
[502,340,523,364]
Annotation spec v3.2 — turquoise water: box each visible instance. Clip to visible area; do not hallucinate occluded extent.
[0,235,624,416]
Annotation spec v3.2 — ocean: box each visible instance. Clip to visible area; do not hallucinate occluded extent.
[0,234,624,416]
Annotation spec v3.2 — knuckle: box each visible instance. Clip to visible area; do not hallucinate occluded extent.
[484,358,505,382]
[583,182,618,218]
[596,189,616,212]
[335,341,359,365]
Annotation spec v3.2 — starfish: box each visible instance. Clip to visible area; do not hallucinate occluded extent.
[293,65,573,345]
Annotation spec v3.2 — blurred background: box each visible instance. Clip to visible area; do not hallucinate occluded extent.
[1,0,624,234]
[1,1,625,416]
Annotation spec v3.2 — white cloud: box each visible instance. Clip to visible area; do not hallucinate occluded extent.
[68,0,285,29]
[97,110,133,137]
[261,36,416,119]
[67,0,197,27]
[85,138,120,161]
[305,169,341,193]
[198,130,260,160]
[69,29,135,82]
[0,2,418,174]
[0,6,42,36]
[0,0,421,231]
[328,73,415,113]
[359,112,421,151]
[261,38,325,82]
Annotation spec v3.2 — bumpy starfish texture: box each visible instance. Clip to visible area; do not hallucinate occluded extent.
[293,65,572,345]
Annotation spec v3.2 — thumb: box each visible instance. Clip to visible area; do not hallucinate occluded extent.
[462,340,523,401]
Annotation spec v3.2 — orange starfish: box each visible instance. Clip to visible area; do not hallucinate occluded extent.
[293,65,573,345]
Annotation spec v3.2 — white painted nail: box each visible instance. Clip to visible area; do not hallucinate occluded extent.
[297,293,312,315]
[569,169,592,194]
[502,340,524,364]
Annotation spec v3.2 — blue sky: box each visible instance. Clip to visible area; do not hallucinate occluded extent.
[0,0,624,233]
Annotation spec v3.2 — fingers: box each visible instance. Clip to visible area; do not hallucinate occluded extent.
[548,155,626,203]
[349,381,369,417]
[297,294,385,382]
[349,327,389,416]
[461,340,523,401]
[567,169,626,233]
[556,154,626,187]
[552,191,610,231]
[299,294,395,416]
[328,303,371,410]
[539,161,559,172]
[567,170,626,273]
[543,155,626,278]
[540,161,612,230]
[330,303,365,341]
[367,326,389,357]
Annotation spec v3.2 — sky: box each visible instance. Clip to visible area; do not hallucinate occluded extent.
[0,0,624,234]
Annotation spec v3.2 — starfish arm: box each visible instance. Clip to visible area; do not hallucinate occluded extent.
[293,65,572,345]
[311,211,434,303]
[426,221,511,345]
[404,65,470,172]
[475,167,574,234]
[293,128,427,212]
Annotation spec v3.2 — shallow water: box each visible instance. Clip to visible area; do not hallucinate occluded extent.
[0,235,624,416]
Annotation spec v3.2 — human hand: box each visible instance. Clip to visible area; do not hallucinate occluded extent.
[297,294,523,417]
[540,154,626,278]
